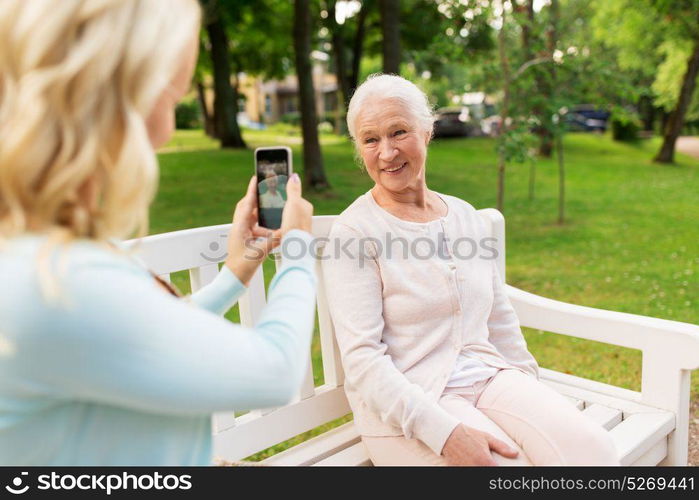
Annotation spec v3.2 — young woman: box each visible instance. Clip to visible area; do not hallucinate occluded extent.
[0,0,315,466]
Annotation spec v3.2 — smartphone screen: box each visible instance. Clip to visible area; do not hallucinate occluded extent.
[255,147,291,229]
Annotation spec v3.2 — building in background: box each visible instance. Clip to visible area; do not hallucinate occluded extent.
[238,52,338,127]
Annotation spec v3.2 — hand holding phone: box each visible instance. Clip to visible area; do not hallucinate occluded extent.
[224,176,279,285]
[224,149,312,285]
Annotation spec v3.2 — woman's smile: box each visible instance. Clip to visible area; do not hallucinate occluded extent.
[383,162,408,174]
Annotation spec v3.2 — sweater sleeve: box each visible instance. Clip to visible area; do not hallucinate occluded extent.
[188,265,246,315]
[322,223,460,455]
[486,261,540,379]
[20,230,317,414]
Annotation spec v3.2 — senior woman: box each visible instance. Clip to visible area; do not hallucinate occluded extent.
[0,0,315,465]
[322,74,618,466]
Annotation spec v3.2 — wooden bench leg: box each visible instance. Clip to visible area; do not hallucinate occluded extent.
[641,355,692,465]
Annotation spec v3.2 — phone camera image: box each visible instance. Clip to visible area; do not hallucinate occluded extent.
[256,148,290,229]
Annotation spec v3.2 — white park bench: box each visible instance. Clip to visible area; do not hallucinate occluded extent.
[127,208,699,466]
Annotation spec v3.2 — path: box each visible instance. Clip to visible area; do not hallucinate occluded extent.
[676,136,699,160]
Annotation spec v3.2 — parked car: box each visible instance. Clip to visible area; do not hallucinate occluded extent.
[564,105,610,132]
[433,108,481,138]
[480,115,502,136]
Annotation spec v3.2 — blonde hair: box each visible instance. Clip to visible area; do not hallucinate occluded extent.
[0,0,200,297]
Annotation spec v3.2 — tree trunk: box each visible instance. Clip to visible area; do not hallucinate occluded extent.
[654,39,699,164]
[206,15,246,148]
[379,0,401,74]
[638,94,655,132]
[550,0,565,224]
[327,0,371,116]
[293,0,330,189]
[556,126,565,224]
[496,0,510,214]
[350,0,371,92]
[196,81,216,137]
[327,1,350,109]
[538,0,554,157]
[518,0,534,56]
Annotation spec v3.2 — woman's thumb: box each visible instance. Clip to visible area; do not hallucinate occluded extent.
[487,435,519,458]
[286,173,302,199]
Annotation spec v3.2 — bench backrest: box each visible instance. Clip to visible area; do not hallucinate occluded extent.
[127,208,505,462]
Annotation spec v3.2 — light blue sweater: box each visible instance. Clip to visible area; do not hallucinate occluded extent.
[0,230,316,465]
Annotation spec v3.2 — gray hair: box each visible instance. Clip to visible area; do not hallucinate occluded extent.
[346,74,435,141]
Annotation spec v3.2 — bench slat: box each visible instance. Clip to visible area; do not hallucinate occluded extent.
[248,407,275,418]
[583,403,623,431]
[313,442,372,466]
[608,412,674,465]
[313,217,345,387]
[540,376,657,417]
[238,265,266,328]
[262,421,360,465]
[212,412,237,433]
[189,263,219,292]
[126,224,230,275]
[564,396,585,411]
[270,248,316,401]
[213,385,351,462]
[316,257,345,388]
[298,356,316,401]
[540,368,643,403]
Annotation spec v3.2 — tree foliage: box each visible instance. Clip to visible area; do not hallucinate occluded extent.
[592,0,699,162]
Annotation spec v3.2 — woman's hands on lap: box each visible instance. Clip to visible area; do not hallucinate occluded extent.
[442,424,519,466]
[226,173,313,285]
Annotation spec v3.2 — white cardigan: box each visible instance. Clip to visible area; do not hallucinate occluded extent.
[322,192,539,455]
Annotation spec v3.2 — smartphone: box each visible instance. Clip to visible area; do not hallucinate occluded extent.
[255,146,292,229]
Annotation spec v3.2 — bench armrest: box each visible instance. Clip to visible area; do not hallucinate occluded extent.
[506,284,699,371]
[507,283,699,464]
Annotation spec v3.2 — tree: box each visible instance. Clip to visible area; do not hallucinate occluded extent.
[655,41,699,163]
[197,0,295,144]
[326,1,350,110]
[549,0,565,224]
[652,41,699,129]
[194,37,216,137]
[593,0,699,163]
[294,0,330,189]
[650,0,699,163]
[495,0,511,213]
[202,0,246,148]
[514,0,554,157]
[324,0,375,108]
[324,0,470,109]
[379,0,401,73]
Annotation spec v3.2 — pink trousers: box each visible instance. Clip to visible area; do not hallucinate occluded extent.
[362,369,619,466]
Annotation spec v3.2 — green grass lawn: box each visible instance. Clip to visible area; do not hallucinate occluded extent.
[155,128,698,460]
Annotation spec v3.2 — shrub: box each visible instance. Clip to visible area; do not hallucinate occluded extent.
[611,108,641,142]
[318,121,334,134]
[175,100,202,130]
[280,112,301,126]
